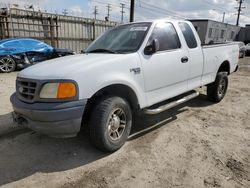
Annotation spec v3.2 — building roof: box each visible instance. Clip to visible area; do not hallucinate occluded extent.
[189,19,241,28]
[189,19,210,22]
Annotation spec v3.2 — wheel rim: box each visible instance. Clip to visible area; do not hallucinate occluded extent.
[218,79,226,96]
[107,108,126,141]
[0,57,15,72]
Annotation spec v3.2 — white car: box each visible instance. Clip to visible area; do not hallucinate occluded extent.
[245,43,250,55]
[236,42,246,58]
[11,19,239,152]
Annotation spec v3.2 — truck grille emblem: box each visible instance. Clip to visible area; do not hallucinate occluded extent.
[19,87,24,93]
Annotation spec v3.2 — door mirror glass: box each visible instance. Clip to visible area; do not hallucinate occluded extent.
[144,39,160,55]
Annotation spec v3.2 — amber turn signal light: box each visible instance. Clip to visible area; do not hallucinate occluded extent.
[57,82,77,99]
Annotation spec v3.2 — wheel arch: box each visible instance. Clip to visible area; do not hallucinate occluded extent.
[89,84,140,112]
[81,83,141,126]
[217,60,230,75]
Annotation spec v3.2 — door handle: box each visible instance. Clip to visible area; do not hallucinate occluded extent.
[181,56,189,63]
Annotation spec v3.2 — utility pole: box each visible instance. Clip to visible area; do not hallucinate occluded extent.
[222,12,225,23]
[107,4,111,21]
[130,0,135,22]
[213,9,226,23]
[93,6,98,20]
[121,3,125,23]
[236,0,244,26]
[62,8,68,16]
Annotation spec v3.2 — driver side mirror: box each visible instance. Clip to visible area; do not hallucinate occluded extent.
[144,39,160,55]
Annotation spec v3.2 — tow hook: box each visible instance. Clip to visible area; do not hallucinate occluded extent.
[12,112,26,125]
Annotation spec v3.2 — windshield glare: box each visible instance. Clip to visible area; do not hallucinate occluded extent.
[85,22,151,54]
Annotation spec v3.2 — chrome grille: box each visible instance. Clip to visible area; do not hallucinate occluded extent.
[16,79,37,102]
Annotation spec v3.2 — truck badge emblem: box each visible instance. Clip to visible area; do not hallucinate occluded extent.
[130,68,141,74]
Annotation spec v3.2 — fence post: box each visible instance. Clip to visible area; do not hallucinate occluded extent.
[92,21,95,41]
[49,16,55,47]
[0,14,8,39]
[55,16,59,48]
[5,10,10,38]
[9,8,14,37]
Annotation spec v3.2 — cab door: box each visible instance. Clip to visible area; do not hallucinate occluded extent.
[178,22,203,90]
[140,22,189,106]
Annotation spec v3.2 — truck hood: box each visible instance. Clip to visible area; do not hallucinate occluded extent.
[18,53,129,79]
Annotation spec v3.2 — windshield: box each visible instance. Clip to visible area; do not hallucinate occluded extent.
[85,22,151,54]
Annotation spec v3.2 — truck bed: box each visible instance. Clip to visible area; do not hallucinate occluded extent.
[201,42,239,86]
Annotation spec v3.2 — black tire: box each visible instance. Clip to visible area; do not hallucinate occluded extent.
[0,56,16,73]
[89,96,132,152]
[207,72,228,103]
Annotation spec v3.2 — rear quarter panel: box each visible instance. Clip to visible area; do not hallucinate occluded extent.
[202,43,239,85]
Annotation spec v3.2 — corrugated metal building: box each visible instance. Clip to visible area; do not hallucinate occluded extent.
[190,19,241,44]
[237,25,250,44]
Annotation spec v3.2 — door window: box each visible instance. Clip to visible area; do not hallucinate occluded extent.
[20,39,50,50]
[148,22,181,52]
[231,31,235,39]
[220,30,225,38]
[208,28,213,38]
[179,22,198,49]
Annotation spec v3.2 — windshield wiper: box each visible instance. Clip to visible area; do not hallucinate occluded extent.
[87,48,117,54]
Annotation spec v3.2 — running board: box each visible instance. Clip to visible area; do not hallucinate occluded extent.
[144,91,200,115]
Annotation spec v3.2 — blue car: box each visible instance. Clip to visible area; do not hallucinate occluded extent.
[0,38,74,73]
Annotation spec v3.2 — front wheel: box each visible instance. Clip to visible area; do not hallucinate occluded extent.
[89,96,132,152]
[0,56,16,73]
[207,72,228,103]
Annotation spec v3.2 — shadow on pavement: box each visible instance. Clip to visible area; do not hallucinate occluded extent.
[0,94,214,186]
[129,94,213,139]
[0,112,21,136]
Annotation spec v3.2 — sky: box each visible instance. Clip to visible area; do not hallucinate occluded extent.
[0,0,250,26]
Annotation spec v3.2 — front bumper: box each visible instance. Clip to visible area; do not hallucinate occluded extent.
[10,93,87,138]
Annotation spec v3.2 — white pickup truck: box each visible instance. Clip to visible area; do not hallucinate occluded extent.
[11,19,239,152]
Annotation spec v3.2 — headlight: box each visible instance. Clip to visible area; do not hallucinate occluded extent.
[40,82,77,99]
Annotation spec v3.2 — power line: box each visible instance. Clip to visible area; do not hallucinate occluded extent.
[139,5,182,19]
[201,0,230,12]
[139,1,186,19]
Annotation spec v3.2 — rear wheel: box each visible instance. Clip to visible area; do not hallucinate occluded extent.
[0,56,16,73]
[207,72,228,103]
[89,96,132,152]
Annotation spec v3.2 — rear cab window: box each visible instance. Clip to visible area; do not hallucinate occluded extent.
[178,22,198,49]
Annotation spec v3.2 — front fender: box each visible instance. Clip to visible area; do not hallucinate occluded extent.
[95,79,146,108]
[77,74,147,108]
